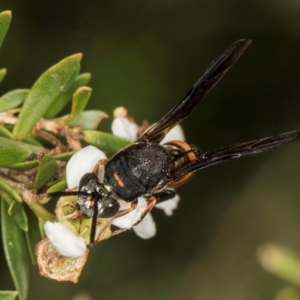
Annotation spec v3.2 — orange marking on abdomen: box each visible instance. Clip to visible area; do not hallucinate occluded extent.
[113,172,125,188]
[167,140,197,161]
[165,140,197,187]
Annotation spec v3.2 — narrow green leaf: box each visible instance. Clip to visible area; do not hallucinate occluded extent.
[0,89,29,112]
[0,291,18,300]
[46,178,67,193]
[0,148,30,167]
[41,68,79,120]
[13,206,28,232]
[9,160,39,171]
[1,200,29,300]
[44,72,91,118]
[69,110,108,130]
[83,130,130,156]
[13,54,82,139]
[30,202,56,222]
[0,136,45,152]
[0,178,22,203]
[22,137,43,147]
[2,194,28,231]
[10,151,74,170]
[24,206,40,265]
[70,86,92,120]
[0,11,12,49]
[34,154,57,190]
[0,68,7,84]
[38,217,46,239]
[53,151,75,161]
[0,125,13,138]
[8,201,21,217]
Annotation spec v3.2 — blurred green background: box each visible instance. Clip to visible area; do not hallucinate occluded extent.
[1,1,300,299]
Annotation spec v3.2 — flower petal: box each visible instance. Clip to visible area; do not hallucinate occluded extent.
[44,221,86,258]
[112,197,148,229]
[66,145,106,188]
[155,192,180,216]
[133,213,156,239]
[160,124,185,144]
[111,117,138,142]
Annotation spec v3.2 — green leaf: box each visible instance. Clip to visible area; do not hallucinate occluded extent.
[38,217,46,239]
[22,137,43,147]
[70,86,92,120]
[53,151,75,161]
[0,125,13,138]
[30,202,56,222]
[13,54,82,140]
[83,130,130,156]
[0,11,11,49]
[0,291,18,300]
[24,206,40,265]
[11,151,74,171]
[0,89,30,112]
[0,148,30,167]
[1,200,29,300]
[1,194,28,231]
[9,160,39,171]
[0,136,45,152]
[0,68,7,84]
[8,201,21,217]
[0,178,22,203]
[13,206,28,232]
[34,154,57,190]
[46,178,67,193]
[69,110,108,130]
[44,72,91,119]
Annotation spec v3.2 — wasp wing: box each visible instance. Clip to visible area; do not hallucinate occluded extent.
[170,129,300,180]
[138,39,252,143]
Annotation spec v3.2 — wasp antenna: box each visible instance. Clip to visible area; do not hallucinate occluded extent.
[89,199,99,247]
[47,190,89,198]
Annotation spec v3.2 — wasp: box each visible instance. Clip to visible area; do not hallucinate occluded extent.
[48,39,300,246]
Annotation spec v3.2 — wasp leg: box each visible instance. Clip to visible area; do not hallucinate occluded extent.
[111,228,129,236]
[133,195,158,226]
[114,192,172,230]
[154,189,176,203]
[115,199,138,217]
[133,189,178,226]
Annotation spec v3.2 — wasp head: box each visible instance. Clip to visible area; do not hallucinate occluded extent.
[77,173,120,218]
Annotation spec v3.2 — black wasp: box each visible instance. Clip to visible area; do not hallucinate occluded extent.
[49,39,300,246]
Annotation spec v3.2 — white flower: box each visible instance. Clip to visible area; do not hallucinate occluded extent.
[44,221,86,257]
[112,197,148,229]
[132,213,156,239]
[111,197,158,239]
[111,117,138,142]
[66,145,106,188]
[160,124,185,143]
[154,191,180,216]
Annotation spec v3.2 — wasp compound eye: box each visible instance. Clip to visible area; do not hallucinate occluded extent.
[79,173,99,189]
[98,198,120,218]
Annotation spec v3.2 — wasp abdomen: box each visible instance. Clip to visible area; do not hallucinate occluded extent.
[163,140,200,187]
